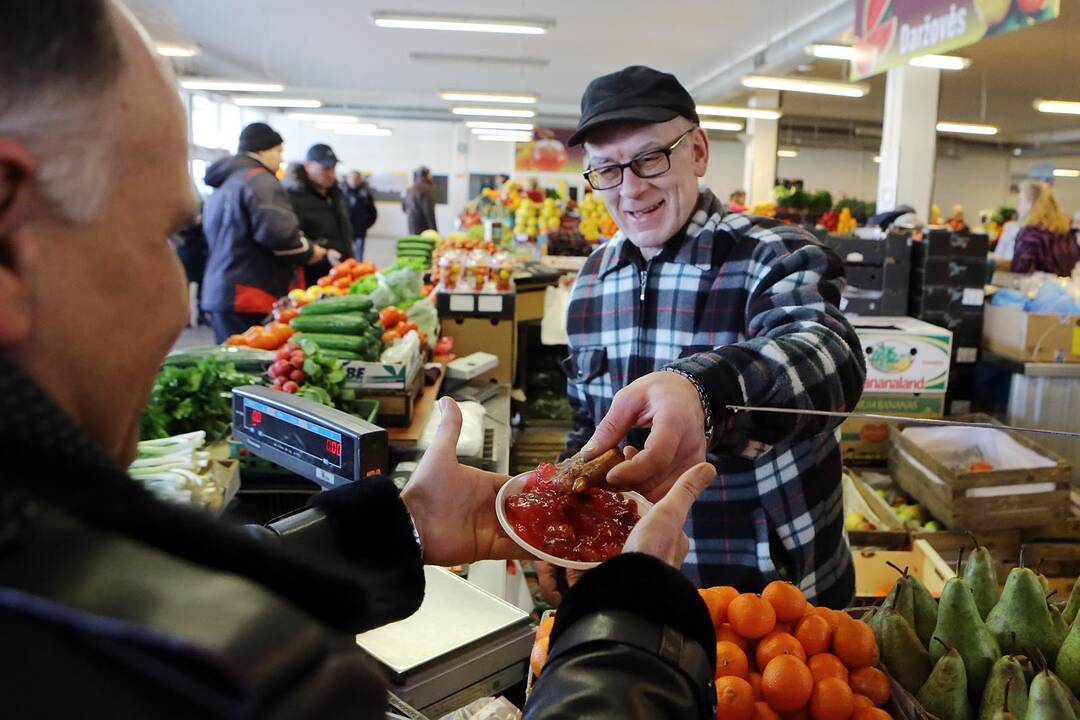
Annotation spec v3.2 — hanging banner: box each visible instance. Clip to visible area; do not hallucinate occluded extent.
[514,128,584,173]
[852,0,1059,80]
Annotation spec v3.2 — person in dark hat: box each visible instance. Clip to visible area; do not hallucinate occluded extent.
[201,122,325,342]
[284,142,353,286]
[402,164,438,235]
[537,65,866,611]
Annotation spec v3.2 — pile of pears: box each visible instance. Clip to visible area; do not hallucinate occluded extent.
[863,537,1080,719]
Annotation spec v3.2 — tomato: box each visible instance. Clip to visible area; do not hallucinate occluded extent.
[382,328,403,342]
[225,335,245,346]
[333,277,352,290]
[380,306,403,329]
[317,276,333,287]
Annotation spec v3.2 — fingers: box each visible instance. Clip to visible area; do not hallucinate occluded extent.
[606,425,680,489]
[535,561,562,606]
[428,397,462,458]
[674,533,689,568]
[653,462,716,521]
[581,385,643,458]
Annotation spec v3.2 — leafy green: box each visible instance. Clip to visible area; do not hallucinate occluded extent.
[140,358,254,441]
[293,338,351,408]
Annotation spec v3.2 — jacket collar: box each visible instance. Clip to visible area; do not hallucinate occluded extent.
[596,189,728,278]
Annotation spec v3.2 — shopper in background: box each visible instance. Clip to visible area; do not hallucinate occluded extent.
[947,203,969,232]
[0,8,718,717]
[544,65,865,609]
[727,188,747,213]
[343,170,378,260]
[994,208,1021,261]
[170,206,207,327]
[1011,180,1080,276]
[285,143,353,286]
[403,165,438,234]
[201,122,324,343]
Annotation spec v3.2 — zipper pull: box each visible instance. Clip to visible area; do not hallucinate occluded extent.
[639,263,650,302]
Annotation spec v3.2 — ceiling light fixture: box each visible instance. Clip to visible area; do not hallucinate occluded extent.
[290,113,361,123]
[372,12,553,35]
[313,122,380,132]
[469,128,534,137]
[777,149,799,158]
[806,43,856,60]
[465,121,535,131]
[451,106,536,118]
[936,121,998,135]
[696,105,782,120]
[441,91,537,104]
[909,54,971,70]
[334,126,393,136]
[233,97,322,108]
[1053,169,1080,178]
[1034,99,1080,115]
[873,155,882,163]
[157,44,198,58]
[700,120,744,132]
[410,52,550,67]
[742,75,870,98]
[476,134,532,142]
[180,79,284,92]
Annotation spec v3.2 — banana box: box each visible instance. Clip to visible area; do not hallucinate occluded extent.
[841,394,946,465]
[851,316,953,396]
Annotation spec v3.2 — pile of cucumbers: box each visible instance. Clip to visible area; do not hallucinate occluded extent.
[289,294,382,362]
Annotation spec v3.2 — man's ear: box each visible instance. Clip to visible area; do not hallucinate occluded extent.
[692,127,710,179]
[0,138,39,345]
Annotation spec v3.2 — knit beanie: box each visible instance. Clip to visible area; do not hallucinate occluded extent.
[238,122,284,153]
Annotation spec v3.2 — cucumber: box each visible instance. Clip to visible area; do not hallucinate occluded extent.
[292,333,366,352]
[164,345,275,372]
[289,313,368,335]
[318,348,365,361]
[298,294,373,316]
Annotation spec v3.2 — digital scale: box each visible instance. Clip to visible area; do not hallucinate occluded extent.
[230,386,534,717]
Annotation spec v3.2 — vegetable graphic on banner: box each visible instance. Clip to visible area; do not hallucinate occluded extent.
[852,0,1059,80]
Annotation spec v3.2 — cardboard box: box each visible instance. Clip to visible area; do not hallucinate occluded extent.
[852,539,955,599]
[982,303,1080,363]
[915,229,990,259]
[910,257,987,286]
[441,315,516,385]
[852,316,953,395]
[909,284,987,315]
[916,309,985,346]
[340,351,422,391]
[842,290,908,317]
[824,233,912,266]
[841,393,946,464]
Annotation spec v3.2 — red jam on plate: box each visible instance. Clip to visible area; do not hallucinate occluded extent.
[504,462,640,563]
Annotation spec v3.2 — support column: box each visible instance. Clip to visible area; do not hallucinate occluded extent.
[877,64,941,220]
[742,90,779,208]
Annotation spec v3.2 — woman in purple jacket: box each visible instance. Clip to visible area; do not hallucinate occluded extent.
[1011,181,1080,276]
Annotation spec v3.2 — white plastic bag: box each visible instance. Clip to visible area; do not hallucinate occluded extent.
[417,399,486,457]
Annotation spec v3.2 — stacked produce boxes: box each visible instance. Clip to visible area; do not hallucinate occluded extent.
[909,230,989,415]
[824,233,912,317]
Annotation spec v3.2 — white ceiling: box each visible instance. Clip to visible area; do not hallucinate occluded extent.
[125,0,844,120]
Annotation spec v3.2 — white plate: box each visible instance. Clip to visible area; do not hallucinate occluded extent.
[495,470,653,570]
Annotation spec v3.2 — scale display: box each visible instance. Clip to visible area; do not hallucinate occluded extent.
[231,385,387,488]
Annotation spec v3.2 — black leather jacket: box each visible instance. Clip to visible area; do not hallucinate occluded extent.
[0,366,715,718]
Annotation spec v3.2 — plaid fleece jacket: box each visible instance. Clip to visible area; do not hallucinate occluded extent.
[563,189,865,607]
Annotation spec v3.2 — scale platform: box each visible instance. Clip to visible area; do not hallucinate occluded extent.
[356,566,534,717]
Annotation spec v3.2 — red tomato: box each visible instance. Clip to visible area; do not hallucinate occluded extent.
[380,307,402,329]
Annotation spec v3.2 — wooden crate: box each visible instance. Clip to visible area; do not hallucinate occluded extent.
[888,414,1071,531]
[361,366,424,427]
[852,539,955,600]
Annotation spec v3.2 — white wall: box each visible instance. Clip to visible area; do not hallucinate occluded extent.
[933,151,1012,218]
[1009,155,1080,215]
[776,147,880,202]
[701,139,746,200]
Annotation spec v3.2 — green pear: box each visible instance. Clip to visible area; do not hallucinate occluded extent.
[965,534,1001,620]
[918,644,974,720]
[1056,619,1080,703]
[987,567,1062,660]
[979,656,1029,720]
[1052,603,1068,643]
[883,562,916,629]
[880,608,933,693]
[932,577,1001,698]
[1063,577,1080,627]
[1025,670,1078,719]
[911,572,940,649]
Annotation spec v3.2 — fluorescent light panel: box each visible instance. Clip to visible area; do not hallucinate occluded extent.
[180,79,283,92]
[451,106,535,118]
[372,12,552,35]
[476,134,530,142]
[470,128,533,138]
[234,97,322,108]
[873,155,882,163]
[157,44,198,58]
[334,126,392,136]
[314,122,380,131]
[936,121,998,135]
[807,43,855,60]
[441,91,536,104]
[465,121,534,131]
[1053,169,1080,178]
[777,149,799,158]
[697,105,781,120]
[1035,99,1080,115]
[410,52,550,67]
[290,113,361,123]
[909,54,971,70]
[742,75,869,98]
[700,120,744,132]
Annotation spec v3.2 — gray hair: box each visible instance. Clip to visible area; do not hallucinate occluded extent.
[0,0,124,222]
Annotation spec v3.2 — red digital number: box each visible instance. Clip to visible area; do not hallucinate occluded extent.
[326,439,342,457]
[251,409,263,426]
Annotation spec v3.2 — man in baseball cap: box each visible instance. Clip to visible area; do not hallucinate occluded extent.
[551,66,865,608]
[285,142,352,285]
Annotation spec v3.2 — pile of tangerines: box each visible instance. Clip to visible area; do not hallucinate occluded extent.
[702,581,891,720]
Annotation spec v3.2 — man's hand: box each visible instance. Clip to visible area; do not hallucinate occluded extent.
[327,248,343,265]
[582,370,709,501]
[307,244,328,265]
[400,398,529,566]
[622,461,715,565]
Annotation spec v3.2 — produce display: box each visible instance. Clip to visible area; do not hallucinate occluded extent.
[141,357,254,441]
[129,431,231,511]
[432,237,515,293]
[864,539,1080,720]
[224,321,295,350]
[514,196,562,237]
[577,193,616,242]
[265,339,353,408]
[504,461,640,563]
[396,232,438,268]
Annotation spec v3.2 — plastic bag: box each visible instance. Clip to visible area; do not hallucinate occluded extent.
[437,696,519,720]
[367,282,396,311]
[407,299,438,341]
[380,330,420,365]
[384,267,423,305]
[990,288,1026,308]
[1026,281,1080,314]
[418,399,486,457]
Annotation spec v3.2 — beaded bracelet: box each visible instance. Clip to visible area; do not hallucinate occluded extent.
[664,367,715,449]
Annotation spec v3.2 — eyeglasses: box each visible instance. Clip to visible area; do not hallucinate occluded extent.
[582,128,695,191]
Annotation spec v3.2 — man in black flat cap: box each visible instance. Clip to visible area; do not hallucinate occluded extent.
[202,122,325,342]
[548,66,866,608]
[285,142,353,286]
